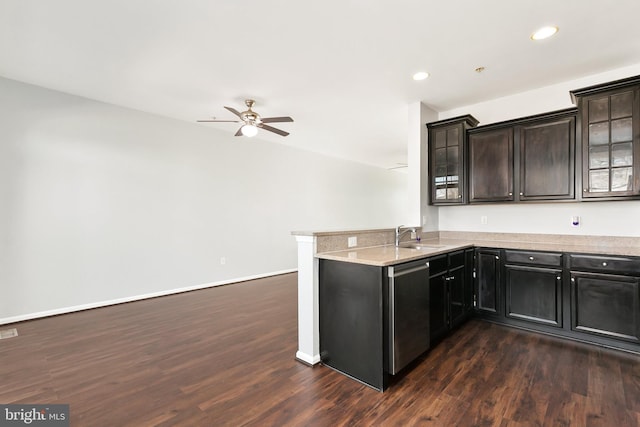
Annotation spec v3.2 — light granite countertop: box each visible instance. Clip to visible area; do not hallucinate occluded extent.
[316,241,473,266]
[315,236,640,267]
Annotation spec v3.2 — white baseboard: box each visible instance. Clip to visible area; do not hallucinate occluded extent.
[295,350,321,366]
[0,269,297,326]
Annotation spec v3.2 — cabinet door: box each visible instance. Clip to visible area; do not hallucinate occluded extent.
[505,265,562,327]
[571,272,640,343]
[580,88,640,197]
[519,115,575,200]
[475,249,502,316]
[448,264,467,329]
[431,125,463,203]
[429,271,449,344]
[464,249,475,315]
[469,128,514,202]
[427,115,478,205]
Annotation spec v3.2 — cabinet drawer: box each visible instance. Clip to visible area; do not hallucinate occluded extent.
[428,254,448,276]
[449,250,466,268]
[569,254,640,275]
[505,250,562,267]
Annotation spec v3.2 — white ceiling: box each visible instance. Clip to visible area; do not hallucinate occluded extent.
[1,0,640,168]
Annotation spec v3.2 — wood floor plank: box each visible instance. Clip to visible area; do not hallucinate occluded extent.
[2,272,640,426]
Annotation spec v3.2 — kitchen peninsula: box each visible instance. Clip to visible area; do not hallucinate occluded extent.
[294,229,640,390]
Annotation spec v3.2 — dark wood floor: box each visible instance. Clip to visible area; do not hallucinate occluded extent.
[1,273,639,426]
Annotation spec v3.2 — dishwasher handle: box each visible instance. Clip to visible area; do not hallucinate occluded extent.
[388,261,429,278]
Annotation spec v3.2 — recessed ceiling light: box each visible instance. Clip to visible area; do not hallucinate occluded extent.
[413,71,430,81]
[531,26,559,40]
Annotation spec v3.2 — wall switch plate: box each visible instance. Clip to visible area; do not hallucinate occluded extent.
[220,257,226,265]
[410,232,417,239]
[348,236,357,247]
[481,216,488,225]
[571,216,580,227]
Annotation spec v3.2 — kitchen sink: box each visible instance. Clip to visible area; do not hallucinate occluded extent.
[400,243,443,250]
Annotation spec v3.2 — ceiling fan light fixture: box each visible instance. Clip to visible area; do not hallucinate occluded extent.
[199,99,292,137]
[240,123,258,137]
[531,26,558,41]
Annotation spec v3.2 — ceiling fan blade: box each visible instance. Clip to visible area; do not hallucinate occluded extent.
[224,106,243,118]
[197,119,240,123]
[260,116,294,123]
[234,127,244,136]
[259,123,290,137]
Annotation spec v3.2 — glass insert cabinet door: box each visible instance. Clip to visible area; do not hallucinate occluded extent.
[427,115,478,205]
[571,75,640,199]
[433,127,460,201]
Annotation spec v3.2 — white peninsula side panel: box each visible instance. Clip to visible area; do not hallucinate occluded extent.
[294,234,320,365]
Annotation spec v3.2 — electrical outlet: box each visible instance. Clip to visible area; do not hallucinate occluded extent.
[348,236,357,247]
[571,216,580,227]
[481,216,488,225]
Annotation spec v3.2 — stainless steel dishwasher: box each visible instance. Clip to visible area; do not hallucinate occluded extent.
[387,259,430,375]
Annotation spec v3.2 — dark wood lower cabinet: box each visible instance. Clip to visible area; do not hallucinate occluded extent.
[448,263,467,328]
[475,249,501,317]
[429,259,448,343]
[319,260,386,390]
[319,247,640,392]
[571,272,640,343]
[502,250,564,331]
[475,248,640,354]
[505,265,562,327]
[319,250,474,390]
[429,249,473,344]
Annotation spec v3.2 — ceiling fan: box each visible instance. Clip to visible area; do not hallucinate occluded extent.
[198,99,293,137]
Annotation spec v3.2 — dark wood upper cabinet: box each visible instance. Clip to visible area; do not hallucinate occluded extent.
[468,126,514,202]
[518,111,576,201]
[571,75,640,199]
[425,74,640,205]
[466,109,576,203]
[427,115,478,205]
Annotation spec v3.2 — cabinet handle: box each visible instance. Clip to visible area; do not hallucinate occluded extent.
[529,256,534,261]
[602,262,608,267]
[495,256,499,260]
[571,277,575,283]
[520,192,523,196]
[557,276,561,280]
[508,192,513,196]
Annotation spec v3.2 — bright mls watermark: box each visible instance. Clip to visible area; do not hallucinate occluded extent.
[0,405,69,426]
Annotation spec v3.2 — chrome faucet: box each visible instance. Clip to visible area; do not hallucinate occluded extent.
[395,225,416,246]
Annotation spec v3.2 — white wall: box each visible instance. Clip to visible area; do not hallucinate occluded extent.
[0,77,407,323]
[437,63,640,237]
[407,102,439,231]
